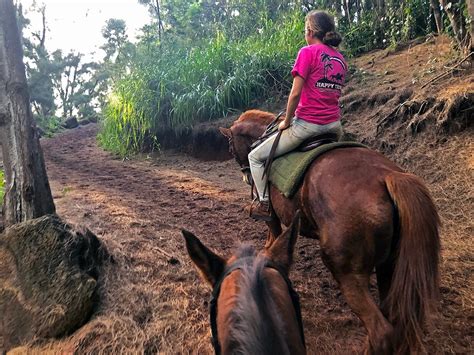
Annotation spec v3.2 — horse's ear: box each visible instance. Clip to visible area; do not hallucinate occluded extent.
[219,127,232,138]
[266,211,301,272]
[181,229,226,287]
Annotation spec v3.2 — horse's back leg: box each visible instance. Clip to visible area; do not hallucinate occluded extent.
[376,255,396,318]
[320,234,394,354]
[336,273,394,354]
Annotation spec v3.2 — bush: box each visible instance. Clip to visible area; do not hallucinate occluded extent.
[98,12,304,156]
[0,169,4,204]
[35,115,63,137]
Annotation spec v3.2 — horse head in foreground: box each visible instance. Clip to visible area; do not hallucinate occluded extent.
[182,212,305,354]
[220,109,441,354]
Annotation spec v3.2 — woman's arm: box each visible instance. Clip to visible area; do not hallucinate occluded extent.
[279,75,305,130]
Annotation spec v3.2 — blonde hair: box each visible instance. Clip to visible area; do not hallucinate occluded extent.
[305,11,342,47]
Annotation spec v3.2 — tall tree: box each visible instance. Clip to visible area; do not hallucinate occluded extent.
[50,50,82,118]
[429,0,443,33]
[101,18,129,62]
[22,4,57,117]
[467,0,474,51]
[0,0,55,227]
[440,0,468,49]
[138,0,164,41]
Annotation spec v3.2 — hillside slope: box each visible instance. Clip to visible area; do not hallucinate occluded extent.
[4,35,472,354]
[341,35,473,352]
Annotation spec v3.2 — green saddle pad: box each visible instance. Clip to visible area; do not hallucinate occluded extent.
[269,141,367,198]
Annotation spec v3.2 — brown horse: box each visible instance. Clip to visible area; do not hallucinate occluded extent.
[182,213,306,354]
[219,109,440,354]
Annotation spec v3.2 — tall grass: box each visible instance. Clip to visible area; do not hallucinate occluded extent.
[0,169,4,204]
[99,12,304,155]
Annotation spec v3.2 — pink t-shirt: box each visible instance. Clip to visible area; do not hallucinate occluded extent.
[291,44,347,125]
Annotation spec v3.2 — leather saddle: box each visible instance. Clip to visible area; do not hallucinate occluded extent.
[298,132,339,152]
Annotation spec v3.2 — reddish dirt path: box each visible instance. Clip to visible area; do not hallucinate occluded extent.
[40,123,366,353]
[39,123,471,354]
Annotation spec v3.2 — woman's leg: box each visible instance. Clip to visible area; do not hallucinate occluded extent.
[293,118,343,140]
[248,132,282,202]
[249,120,308,201]
[248,119,343,201]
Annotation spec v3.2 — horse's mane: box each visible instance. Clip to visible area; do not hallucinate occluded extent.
[228,244,290,355]
[236,109,277,125]
[232,110,278,138]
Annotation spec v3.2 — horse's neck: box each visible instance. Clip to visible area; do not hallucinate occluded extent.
[264,269,305,354]
[216,272,241,352]
[217,267,301,354]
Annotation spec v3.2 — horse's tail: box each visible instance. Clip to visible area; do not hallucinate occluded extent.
[384,172,440,353]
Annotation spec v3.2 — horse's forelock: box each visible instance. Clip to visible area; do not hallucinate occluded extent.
[227,254,290,354]
[235,244,257,259]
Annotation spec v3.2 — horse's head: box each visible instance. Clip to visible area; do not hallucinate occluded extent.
[182,212,305,354]
[219,110,278,183]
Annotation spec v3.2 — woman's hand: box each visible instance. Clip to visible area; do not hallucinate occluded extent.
[278,120,291,131]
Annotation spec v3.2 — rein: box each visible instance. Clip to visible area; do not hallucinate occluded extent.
[249,110,285,150]
[209,255,306,354]
[230,111,285,202]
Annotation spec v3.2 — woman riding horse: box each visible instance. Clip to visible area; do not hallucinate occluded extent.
[220,109,440,354]
[247,10,347,221]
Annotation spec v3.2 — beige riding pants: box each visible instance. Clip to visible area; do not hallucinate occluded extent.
[248,118,342,201]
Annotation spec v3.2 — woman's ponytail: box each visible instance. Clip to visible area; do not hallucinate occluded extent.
[322,31,342,47]
[306,11,343,47]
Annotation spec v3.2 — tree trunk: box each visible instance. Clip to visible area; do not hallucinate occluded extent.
[355,0,361,23]
[344,0,352,23]
[440,0,466,48]
[0,0,55,227]
[467,0,474,52]
[376,0,386,16]
[430,0,443,33]
[335,0,344,18]
[154,0,164,42]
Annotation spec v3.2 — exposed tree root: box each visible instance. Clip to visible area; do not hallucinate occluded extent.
[376,92,473,136]
[421,52,474,89]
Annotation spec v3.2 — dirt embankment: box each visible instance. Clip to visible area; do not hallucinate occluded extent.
[8,35,473,354]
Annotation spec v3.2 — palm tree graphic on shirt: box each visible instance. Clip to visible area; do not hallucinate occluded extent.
[317,52,346,91]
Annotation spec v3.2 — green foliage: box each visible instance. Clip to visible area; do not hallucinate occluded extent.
[339,0,432,56]
[100,0,471,155]
[35,115,63,137]
[99,12,304,155]
[0,169,4,205]
[342,13,381,56]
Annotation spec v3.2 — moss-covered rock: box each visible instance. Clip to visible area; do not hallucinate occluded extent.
[0,214,109,351]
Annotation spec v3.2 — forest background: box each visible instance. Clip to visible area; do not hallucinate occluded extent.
[0,0,472,198]
[0,1,472,352]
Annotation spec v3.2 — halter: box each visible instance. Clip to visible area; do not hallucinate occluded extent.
[209,256,306,354]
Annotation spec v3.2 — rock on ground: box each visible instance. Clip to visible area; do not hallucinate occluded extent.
[0,214,109,352]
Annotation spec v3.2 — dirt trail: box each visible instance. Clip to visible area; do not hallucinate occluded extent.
[34,35,472,354]
[40,124,365,353]
[38,121,472,354]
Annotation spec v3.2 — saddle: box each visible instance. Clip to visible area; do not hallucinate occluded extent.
[298,132,339,151]
[259,128,339,198]
[269,141,367,198]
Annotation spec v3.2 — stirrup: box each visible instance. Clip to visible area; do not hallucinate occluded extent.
[247,198,273,222]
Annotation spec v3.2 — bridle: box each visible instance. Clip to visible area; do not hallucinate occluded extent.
[225,111,285,199]
[209,256,306,354]
[226,132,255,200]
[227,133,251,175]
